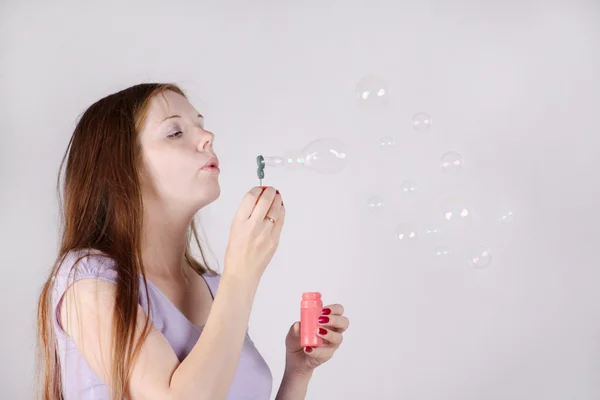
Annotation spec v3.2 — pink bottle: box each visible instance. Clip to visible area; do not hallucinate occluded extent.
[301,292,323,348]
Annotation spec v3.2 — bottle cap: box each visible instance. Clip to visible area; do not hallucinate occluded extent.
[302,292,322,300]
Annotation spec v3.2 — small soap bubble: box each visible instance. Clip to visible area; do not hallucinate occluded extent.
[422,225,441,238]
[412,112,432,132]
[399,180,417,195]
[499,210,515,223]
[440,151,464,173]
[440,197,473,227]
[434,246,451,257]
[367,196,384,212]
[395,222,418,242]
[355,75,391,109]
[379,136,395,149]
[468,245,492,269]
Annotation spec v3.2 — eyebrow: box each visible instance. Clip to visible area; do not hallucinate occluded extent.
[161,113,204,122]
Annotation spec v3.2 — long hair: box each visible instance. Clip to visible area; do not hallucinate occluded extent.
[36,83,216,399]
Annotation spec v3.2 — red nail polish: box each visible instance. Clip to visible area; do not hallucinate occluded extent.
[322,308,331,315]
[304,347,313,353]
[276,190,280,194]
[318,316,329,324]
[319,328,327,335]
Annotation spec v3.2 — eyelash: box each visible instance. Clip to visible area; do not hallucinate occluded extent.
[167,131,183,139]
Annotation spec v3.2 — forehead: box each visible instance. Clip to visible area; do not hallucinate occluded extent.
[140,90,196,130]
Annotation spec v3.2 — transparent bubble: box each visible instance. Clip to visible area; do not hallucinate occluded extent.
[434,246,451,257]
[399,180,417,195]
[367,196,384,212]
[283,150,305,171]
[440,151,464,173]
[355,75,391,109]
[379,136,395,149]
[499,210,515,223]
[301,138,348,174]
[468,245,492,269]
[395,222,418,242]
[412,112,432,132]
[440,197,473,227]
[421,225,441,238]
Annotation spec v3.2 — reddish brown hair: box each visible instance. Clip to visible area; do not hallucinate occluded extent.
[36,83,215,399]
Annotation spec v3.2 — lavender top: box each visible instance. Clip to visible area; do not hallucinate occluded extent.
[51,250,273,399]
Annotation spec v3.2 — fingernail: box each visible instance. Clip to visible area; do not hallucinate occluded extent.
[319,328,327,335]
[304,347,313,353]
[276,190,280,194]
[318,316,329,324]
[322,308,331,315]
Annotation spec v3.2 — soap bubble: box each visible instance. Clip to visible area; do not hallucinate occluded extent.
[421,225,441,239]
[468,245,492,269]
[284,139,348,174]
[262,156,284,167]
[440,151,464,173]
[379,136,395,149]
[355,75,390,109]
[301,138,348,174]
[412,112,432,132]
[440,197,473,227]
[367,196,384,212]
[499,210,515,223]
[399,180,418,195]
[395,222,418,242]
[434,246,451,257]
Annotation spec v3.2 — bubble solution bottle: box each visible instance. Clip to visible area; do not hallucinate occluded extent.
[300,292,323,348]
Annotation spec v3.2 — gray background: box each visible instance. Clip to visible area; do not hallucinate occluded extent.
[1,0,599,398]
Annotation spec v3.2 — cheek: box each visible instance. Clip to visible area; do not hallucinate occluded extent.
[144,151,197,192]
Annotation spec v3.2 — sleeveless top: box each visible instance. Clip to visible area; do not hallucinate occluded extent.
[51,249,273,399]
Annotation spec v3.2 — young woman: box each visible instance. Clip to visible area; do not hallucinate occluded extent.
[36,83,349,399]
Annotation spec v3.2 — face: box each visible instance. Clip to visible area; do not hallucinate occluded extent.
[138,90,220,212]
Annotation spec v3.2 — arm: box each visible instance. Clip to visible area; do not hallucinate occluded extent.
[62,271,259,400]
[274,370,313,400]
[63,186,284,399]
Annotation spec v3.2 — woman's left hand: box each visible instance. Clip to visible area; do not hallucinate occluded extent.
[284,304,349,376]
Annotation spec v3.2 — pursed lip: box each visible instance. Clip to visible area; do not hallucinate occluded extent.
[201,156,220,169]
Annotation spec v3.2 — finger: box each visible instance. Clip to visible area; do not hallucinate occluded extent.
[271,203,285,237]
[250,187,277,222]
[289,321,300,338]
[234,186,266,220]
[321,304,344,316]
[318,314,349,333]
[317,326,343,346]
[265,192,283,225]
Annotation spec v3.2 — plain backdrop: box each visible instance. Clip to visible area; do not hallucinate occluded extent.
[1,0,600,399]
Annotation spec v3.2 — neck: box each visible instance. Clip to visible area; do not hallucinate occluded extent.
[141,201,196,280]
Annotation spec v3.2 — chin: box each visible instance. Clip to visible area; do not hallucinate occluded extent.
[194,183,221,209]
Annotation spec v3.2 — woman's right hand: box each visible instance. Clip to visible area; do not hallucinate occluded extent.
[224,186,285,281]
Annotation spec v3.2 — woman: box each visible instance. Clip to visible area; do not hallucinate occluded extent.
[36,83,349,399]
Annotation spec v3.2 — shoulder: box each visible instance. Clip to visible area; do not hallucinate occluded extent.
[52,249,119,337]
[56,248,118,284]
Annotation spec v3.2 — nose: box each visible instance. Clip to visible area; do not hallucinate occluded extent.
[197,129,215,152]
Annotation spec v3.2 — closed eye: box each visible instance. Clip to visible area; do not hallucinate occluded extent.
[167,131,183,139]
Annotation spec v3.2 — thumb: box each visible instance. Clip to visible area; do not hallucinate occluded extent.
[288,321,301,338]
